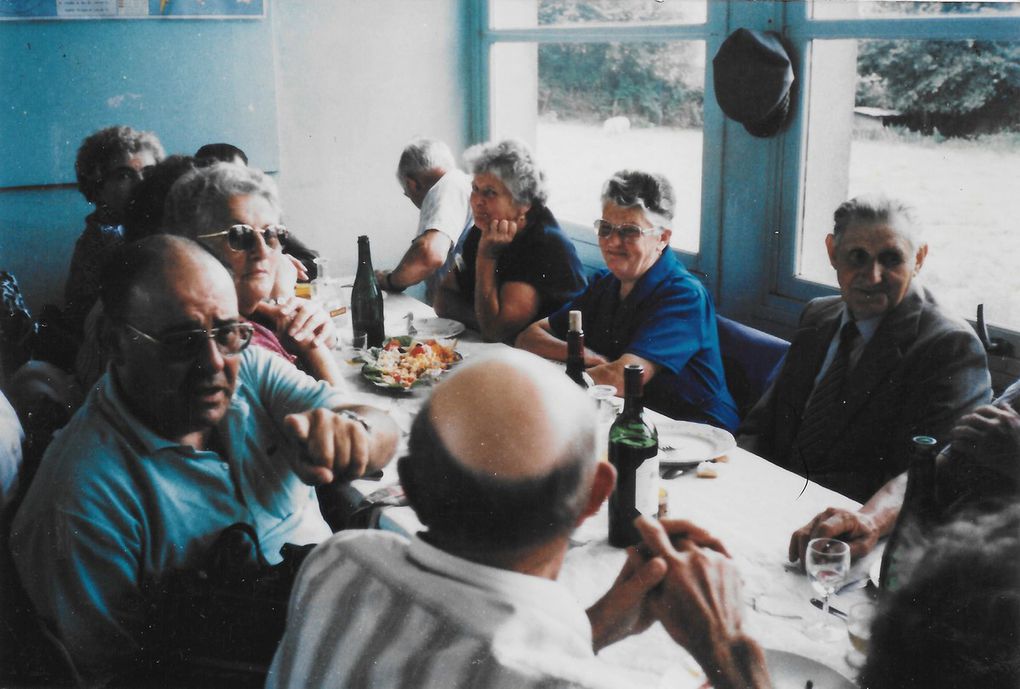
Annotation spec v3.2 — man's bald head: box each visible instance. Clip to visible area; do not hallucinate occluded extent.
[429,350,596,480]
[399,351,599,553]
[100,234,233,324]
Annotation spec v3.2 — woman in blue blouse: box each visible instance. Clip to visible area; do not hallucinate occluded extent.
[517,170,739,432]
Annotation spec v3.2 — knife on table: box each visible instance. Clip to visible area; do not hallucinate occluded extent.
[810,598,848,620]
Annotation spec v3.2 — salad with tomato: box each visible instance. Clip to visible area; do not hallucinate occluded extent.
[361,337,461,389]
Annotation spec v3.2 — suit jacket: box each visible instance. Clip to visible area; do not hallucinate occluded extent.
[739,284,991,501]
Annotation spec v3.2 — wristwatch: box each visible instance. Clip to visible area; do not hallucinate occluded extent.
[338,409,371,433]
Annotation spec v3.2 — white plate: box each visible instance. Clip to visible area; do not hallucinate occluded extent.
[396,317,465,339]
[764,649,856,689]
[656,419,736,466]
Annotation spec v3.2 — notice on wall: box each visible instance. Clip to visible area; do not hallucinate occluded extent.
[0,0,264,19]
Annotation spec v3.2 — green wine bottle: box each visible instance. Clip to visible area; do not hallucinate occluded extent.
[878,435,939,592]
[608,364,659,548]
[351,235,385,347]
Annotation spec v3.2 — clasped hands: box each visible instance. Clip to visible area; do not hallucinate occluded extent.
[588,516,742,659]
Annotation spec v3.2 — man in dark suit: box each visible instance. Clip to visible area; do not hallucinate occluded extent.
[739,194,990,503]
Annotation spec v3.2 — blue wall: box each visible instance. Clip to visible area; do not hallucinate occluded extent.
[0,15,279,310]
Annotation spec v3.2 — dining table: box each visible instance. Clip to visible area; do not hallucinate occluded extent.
[332,289,880,689]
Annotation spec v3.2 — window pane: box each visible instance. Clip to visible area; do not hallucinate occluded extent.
[799,38,1020,330]
[491,41,705,252]
[491,0,706,29]
[813,1,1020,20]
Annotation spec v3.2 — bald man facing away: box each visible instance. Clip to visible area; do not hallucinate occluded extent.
[267,350,772,689]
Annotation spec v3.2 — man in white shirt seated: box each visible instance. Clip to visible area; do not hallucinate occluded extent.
[10,236,398,682]
[268,350,772,689]
[376,138,473,304]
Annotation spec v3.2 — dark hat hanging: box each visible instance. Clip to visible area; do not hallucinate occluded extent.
[713,29,795,138]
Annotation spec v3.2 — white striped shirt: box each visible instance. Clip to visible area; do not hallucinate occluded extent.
[266,530,642,689]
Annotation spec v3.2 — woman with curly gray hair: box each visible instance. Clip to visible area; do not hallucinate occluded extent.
[64,125,164,334]
[517,170,738,431]
[434,139,586,342]
[164,163,344,387]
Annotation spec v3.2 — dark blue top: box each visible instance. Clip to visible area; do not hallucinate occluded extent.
[549,249,739,432]
[454,205,587,324]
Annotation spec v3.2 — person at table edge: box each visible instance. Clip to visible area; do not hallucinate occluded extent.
[433,138,587,342]
[738,193,990,503]
[516,170,738,432]
[267,350,768,689]
[9,236,398,681]
[376,138,474,305]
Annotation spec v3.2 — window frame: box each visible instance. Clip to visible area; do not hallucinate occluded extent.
[474,1,1020,382]
[770,2,1020,378]
[472,0,730,294]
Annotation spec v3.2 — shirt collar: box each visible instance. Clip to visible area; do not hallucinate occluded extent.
[96,370,198,456]
[839,307,882,347]
[407,534,593,640]
[625,248,680,304]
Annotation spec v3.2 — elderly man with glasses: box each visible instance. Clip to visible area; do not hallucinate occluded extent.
[9,236,398,683]
[517,170,738,432]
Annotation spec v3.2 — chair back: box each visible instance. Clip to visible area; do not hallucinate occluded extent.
[716,316,789,418]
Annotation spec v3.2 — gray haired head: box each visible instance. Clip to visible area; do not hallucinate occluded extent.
[163,163,281,238]
[832,194,924,249]
[396,138,456,180]
[601,170,676,227]
[464,139,548,208]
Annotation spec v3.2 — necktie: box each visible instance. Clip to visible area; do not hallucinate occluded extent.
[794,320,860,464]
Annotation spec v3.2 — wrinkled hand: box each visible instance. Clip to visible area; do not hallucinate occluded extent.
[788,508,879,565]
[283,408,371,484]
[263,296,337,350]
[584,348,610,368]
[634,517,743,662]
[587,546,667,651]
[950,402,1020,483]
[478,218,519,259]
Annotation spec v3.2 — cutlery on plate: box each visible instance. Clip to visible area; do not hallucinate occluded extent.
[810,598,847,620]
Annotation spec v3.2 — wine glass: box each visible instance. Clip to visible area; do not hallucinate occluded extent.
[846,601,877,670]
[805,537,850,641]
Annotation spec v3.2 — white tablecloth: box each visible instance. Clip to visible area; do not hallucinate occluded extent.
[338,292,876,687]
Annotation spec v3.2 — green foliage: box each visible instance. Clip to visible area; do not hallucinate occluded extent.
[536,0,704,128]
[857,2,1020,136]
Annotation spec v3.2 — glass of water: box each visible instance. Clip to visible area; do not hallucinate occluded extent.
[805,537,850,641]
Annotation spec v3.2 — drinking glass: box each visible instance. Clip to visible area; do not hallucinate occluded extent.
[805,537,850,640]
[845,601,876,670]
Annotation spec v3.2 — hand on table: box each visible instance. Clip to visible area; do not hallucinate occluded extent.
[789,507,879,565]
[478,219,519,260]
[284,408,371,484]
[949,402,1020,483]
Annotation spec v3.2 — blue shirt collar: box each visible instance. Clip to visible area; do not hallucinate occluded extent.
[624,248,683,304]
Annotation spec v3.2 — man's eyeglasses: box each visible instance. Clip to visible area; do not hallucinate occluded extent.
[123,322,255,361]
[593,219,661,243]
[197,224,289,253]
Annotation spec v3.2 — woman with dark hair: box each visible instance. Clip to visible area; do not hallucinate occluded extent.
[517,170,737,431]
[433,139,586,342]
[65,125,165,334]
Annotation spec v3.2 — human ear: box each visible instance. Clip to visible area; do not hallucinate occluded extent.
[577,461,617,525]
[913,243,929,275]
[825,233,838,268]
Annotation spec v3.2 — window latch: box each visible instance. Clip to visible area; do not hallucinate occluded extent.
[975,304,1014,358]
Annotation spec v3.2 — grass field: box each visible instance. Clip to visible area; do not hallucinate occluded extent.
[538,120,1020,330]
